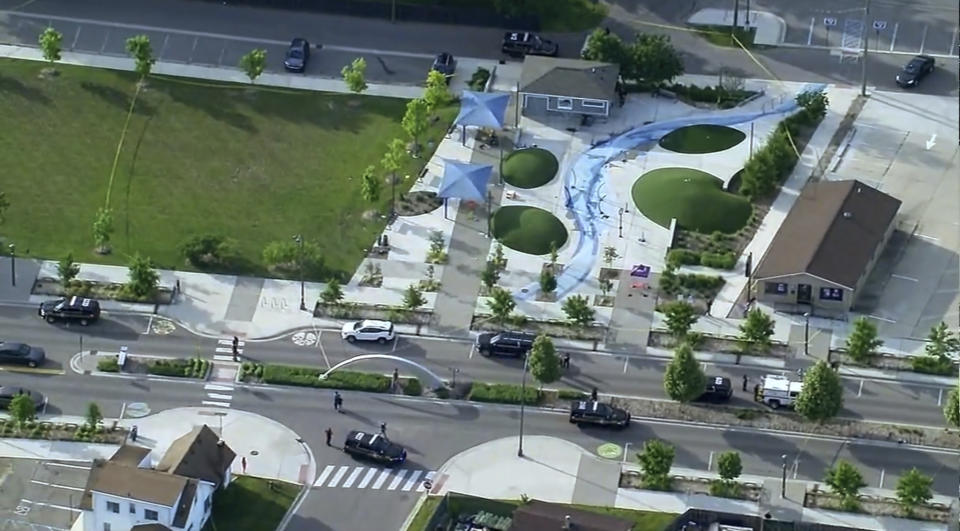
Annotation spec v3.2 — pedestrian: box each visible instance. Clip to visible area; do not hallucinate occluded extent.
[563,353,571,369]
[333,392,343,413]
[379,422,387,436]
[130,425,138,442]
[325,427,333,446]
[742,374,748,392]
[241,456,247,473]
[590,387,598,401]
[232,336,240,362]
[753,383,760,400]
[392,368,399,391]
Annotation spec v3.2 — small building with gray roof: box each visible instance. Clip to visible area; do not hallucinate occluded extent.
[519,56,620,117]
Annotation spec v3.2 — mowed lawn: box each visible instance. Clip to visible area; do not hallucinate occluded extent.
[203,476,299,531]
[0,59,454,279]
[631,168,752,234]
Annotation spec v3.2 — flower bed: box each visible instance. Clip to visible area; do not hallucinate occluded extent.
[32,278,174,304]
[239,363,416,394]
[619,470,762,501]
[470,315,605,341]
[0,419,126,443]
[313,302,431,325]
[147,358,210,379]
[805,488,951,522]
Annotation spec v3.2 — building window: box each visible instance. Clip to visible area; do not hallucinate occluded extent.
[145,509,159,521]
[764,282,788,295]
[556,98,573,110]
[106,501,120,513]
[819,287,844,301]
[129,503,135,514]
[581,99,606,108]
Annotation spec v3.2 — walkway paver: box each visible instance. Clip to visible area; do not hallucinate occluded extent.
[605,271,658,353]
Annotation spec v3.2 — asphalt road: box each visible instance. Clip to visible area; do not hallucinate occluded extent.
[3,369,958,531]
[0,306,952,427]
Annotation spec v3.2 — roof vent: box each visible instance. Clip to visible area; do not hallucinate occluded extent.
[856,186,862,193]
[217,440,225,447]
[842,211,853,219]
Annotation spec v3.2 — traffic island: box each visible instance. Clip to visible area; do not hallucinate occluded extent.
[238,362,424,396]
[0,418,126,444]
[84,352,210,380]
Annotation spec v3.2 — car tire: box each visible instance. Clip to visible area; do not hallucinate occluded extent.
[377,337,387,345]
[346,336,356,344]
[28,361,37,368]
[769,400,780,409]
[45,315,56,323]
[80,319,89,326]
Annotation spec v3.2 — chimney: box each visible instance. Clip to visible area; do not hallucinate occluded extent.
[562,515,572,530]
[842,211,853,219]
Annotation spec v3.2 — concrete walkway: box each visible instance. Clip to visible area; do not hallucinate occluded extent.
[687,8,788,46]
[605,271,658,354]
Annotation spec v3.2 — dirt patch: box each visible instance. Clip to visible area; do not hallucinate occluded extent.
[397,190,443,216]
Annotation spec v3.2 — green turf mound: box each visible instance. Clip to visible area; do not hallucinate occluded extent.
[501,148,559,189]
[631,168,751,233]
[491,206,568,255]
[658,124,746,154]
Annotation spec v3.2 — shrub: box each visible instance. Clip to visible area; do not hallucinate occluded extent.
[97,357,120,372]
[468,67,491,91]
[261,364,391,392]
[709,480,742,498]
[180,234,238,270]
[558,389,589,400]
[403,378,423,396]
[911,355,955,375]
[434,387,450,399]
[666,249,700,269]
[148,359,191,377]
[263,240,325,278]
[700,251,736,269]
[467,383,540,405]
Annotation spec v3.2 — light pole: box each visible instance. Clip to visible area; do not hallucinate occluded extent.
[780,454,788,498]
[518,356,529,457]
[8,243,15,287]
[860,0,871,96]
[803,312,810,357]
[292,234,306,311]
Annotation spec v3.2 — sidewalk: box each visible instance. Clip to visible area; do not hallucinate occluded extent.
[427,436,951,531]
[687,8,787,46]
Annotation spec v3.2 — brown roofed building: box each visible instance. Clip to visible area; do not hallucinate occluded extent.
[509,501,633,531]
[751,180,900,316]
[520,56,620,118]
[156,425,236,488]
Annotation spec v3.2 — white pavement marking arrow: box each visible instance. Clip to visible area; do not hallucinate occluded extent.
[925,133,937,150]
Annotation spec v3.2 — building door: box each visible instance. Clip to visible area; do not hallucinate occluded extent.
[797,284,812,304]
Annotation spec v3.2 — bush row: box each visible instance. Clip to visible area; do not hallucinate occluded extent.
[666,249,736,270]
[910,356,955,375]
[660,269,725,296]
[260,364,394,393]
[97,357,120,372]
[667,83,755,107]
[147,358,209,378]
[467,383,541,405]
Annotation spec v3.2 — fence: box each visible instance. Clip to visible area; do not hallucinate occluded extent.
[195,0,540,30]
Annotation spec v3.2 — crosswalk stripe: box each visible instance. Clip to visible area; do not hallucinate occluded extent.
[357,468,378,488]
[215,347,243,354]
[371,469,392,489]
[326,466,349,487]
[314,465,335,487]
[207,393,233,400]
[204,384,233,391]
[416,471,436,492]
[386,470,409,491]
[341,467,364,488]
[213,355,236,362]
[201,400,230,408]
[218,339,246,346]
[401,470,423,491]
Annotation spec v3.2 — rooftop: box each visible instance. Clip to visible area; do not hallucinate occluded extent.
[85,460,187,507]
[509,500,633,531]
[520,56,619,102]
[156,425,236,487]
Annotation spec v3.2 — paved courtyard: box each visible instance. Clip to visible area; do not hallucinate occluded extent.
[0,458,89,531]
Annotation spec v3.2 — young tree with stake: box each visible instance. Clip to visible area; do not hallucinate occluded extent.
[402,98,429,156]
[527,335,560,390]
[239,48,267,84]
[845,316,883,364]
[342,57,368,94]
[38,27,63,72]
[663,343,706,402]
[125,35,155,78]
[380,138,407,217]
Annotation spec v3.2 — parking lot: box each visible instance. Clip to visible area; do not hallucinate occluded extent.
[0,458,89,531]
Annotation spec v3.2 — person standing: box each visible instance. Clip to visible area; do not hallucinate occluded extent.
[232,336,240,362]
[392,368,400,391]
[241,456,247,474]
[130,425,138,442]
[379,422,387,437]
[333,392,343,413]
[590,387,598,401]
[325,427,333,446]
[742,374,748,392]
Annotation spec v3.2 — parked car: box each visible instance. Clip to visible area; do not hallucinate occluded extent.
[569,400,630,428]
[343,430,407,466]
[38,296,101,326]
[340,320,395,344]
[474,331,536,358]
[431,52,457,82]
[501,31,558,58]
[0,342,45,368]
[284,38,311,72]
[895,55,934,87]
[0,387,45,410]
[697,376,733,403]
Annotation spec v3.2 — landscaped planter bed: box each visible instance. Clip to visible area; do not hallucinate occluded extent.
[313,302,431,325]
[33,278,174,304]
[0,419,126,444]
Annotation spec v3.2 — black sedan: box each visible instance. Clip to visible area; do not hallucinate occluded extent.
[0,387,46,410]
[0,342,45,368]
[431,52,456,82]
[895,55,934,88]
[284,38,310,73]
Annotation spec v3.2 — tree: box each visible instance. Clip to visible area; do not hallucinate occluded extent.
[92,207,114,253]
[125,34,155,78]
[602,246,618,268]
[794,360,843,422]
[491,243,506,271]
[320,278,344,305]
[401,98,429,155]
[9,393,36,426]
[845,317,883,364]
[945,387,959,427]
[548,242,559,269]
[381,137,407,217]
[663,343,706,403]
[632,33,684,85]
[360,165,381,203]
[423,69,451,112]
[341,57,368,94]
[925,321,959,360]
[481,260,500,291]
[528,334,560,389]
[403,284,426,311]
[239,48,267,84]
[58,252,80,286]
[562,295,595,328]
[637,439,674,490]
[796,89,829,120]
[38,27,63,68]
[739,308,775,354]
[662,301,697,338]
[717,451,742,482]
[896,468,933,516]
[582,29,632,74]
[487,287,515,326]
[86,402,103,431]
[824,460,866,511]
[126,253,159,298]
[539,269,557,295]
[599,277,613,297]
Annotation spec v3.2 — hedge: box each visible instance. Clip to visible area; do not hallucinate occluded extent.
[261,364,391,393]
[557,389,589,400]
[468,383,541,405]
[403,378,423,396]
[666,249,701,269]
[97,357,120,372]
[700,251,736,269]
[147,358,209,378]
[911,356,955,375]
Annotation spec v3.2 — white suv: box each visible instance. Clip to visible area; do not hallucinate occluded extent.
[341,320,395,344]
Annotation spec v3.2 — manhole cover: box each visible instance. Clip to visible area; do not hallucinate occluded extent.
[596,443,622,459]
[291,331,318,346]
[125,402,151,418]
[250,450,259,456]
[151,319,176,335]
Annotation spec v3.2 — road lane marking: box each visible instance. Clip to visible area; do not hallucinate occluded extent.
[23,500,80,513]
[623,357,629,373]
[0,367,64,375]
[341,467,364,488]
[204,384,233,391]
[878,468,885,488]
[30,480,84,491]
[916,234,939,242]
[867,314,896,323]
[201,400,230,408]
[144,314,154,335]
[392,337,399,353]
[313,465,334,487]
[857,379,864,397]
[950,27,958,56]
[401,470,423,491]
[707,451,714,471]
[938,388,943,406]
[372,469,392,489]
[417,471,436,491]
[919,24,928,53]
[387,469,409,490]
[357,468,378,488]
[890,274,917,282]
[318,332,331,368]
[206,393,233,400]
[326,466,349,487]
[889,22,898,51]
[807,17,815,46]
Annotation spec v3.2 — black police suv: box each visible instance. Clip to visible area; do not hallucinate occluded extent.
[697,376,733,403]
[39,296,101,326]
[284,38,310,73]
[502,32,559,58]
[475,331,536,357]
[569,400,630,428]
[343,430,407,466]
[895,55,934,88]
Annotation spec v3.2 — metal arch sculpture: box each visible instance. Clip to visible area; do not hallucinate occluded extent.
[320,354,446,388]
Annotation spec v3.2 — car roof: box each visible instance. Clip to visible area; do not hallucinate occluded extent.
[348,430,395,448]
[290,38,308,46]
[497,331,535,340]
[0,342,25,349]
[359,319,392,328]
[66,296,98,308]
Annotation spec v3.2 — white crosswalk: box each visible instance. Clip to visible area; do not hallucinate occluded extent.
[200,338,241,408]
[313,465,435,492]
[215,338,245,362]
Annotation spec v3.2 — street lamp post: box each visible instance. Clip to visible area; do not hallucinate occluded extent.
[292,235,305,311]
[780,454,788,498]
[860,0,871,96]
[803,312,810,357]
[518,357,529,457]
[8,244,15,287]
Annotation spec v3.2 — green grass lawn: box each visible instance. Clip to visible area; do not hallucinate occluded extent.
[502,148,559,189]
[364,0,606,31]
[632,168,752,234]
[0,59,454,280]
[691,24,757,48]
[658,124,746,154]
[491,206,567,255]
[203,476,298,531]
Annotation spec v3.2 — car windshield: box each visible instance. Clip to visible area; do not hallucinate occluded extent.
[905,61,922,72]
[288,49,303,59]
[16,345,30,356]
[353,322,363,331]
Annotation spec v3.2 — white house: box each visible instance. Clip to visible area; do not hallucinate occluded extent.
[80,425,236,531]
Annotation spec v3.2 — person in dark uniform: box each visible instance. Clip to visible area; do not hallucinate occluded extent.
[325,427,333,446]
[590,387,598,401]
[742,374,748,392]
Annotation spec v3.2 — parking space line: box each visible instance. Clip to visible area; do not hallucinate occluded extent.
[950,27,958,55]
[160,33,170,58]
[30,480,84,492]
[144,314,154,335]
[392,337,399,353]
[868,314,896,323]
[44,462,88,471]
[878,468,885,488]
[919,25,928,53]
[890,274,917,282]
[807,17,815,46]
[21,500,80,513]
[858,379,864,397]
[938,388,943,406]
[623,357,629,374]
[70,26,80,50]
[889,23,898,51]
[916,234,939,242]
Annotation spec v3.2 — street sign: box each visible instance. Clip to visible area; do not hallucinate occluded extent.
[118,346,128,369]
[872,20,887,30]
[823,17,838,27]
